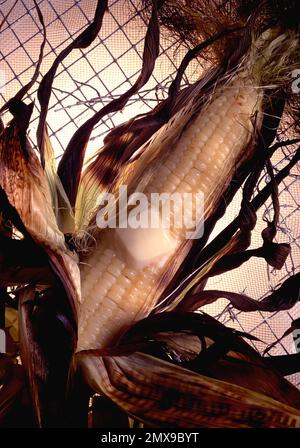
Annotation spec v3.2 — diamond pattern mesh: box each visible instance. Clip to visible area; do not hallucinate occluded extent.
[0,0,299,387]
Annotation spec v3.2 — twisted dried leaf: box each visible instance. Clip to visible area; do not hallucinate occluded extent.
[37,0,108,166]
[61,0,164,213]
[19,287,77,427]
[79,351,300,428]
[176,273,300,313]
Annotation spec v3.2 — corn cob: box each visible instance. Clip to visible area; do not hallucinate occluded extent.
[77,74,261,351]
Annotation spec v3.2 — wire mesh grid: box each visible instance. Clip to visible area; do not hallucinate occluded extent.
[0,0,299,388]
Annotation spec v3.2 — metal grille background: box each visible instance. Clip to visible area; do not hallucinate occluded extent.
[0,0,299,388]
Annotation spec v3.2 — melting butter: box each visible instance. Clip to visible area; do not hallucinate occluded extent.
[115,206,178,270]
